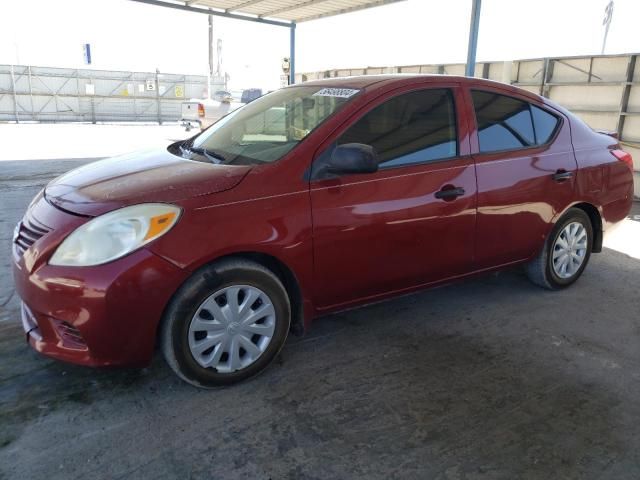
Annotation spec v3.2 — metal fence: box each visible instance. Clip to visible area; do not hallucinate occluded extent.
[0,64,209,123]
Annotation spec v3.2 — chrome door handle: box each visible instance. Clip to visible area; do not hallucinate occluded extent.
[552,170,573,182]
[435,187,465,200]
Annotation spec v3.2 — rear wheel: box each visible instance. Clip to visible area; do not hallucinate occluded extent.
[526,208,593,290]
[161,258,291,388]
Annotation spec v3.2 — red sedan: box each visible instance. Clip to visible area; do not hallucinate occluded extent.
[13,76,634,387]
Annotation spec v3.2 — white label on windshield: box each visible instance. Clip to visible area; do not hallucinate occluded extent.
[313,88,359,98]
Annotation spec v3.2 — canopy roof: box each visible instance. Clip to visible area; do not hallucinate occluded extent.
[147,0,405,23]
[129,0,482,84]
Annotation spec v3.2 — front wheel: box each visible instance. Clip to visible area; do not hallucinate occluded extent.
[160,258,291,388]
[526,208,593,290]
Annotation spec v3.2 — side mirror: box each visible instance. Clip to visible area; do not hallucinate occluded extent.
[326,143,379,175]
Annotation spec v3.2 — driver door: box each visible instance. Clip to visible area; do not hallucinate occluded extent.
[310,84,477,310]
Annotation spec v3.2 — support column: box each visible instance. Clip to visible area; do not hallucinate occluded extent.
[155,68,162,125]
[10,64,20,123]
[616,54,636,138]
[208,14,214,98]
[289,22,296,85]
[465,0,481,77]
[540,58,555,98]
[28,66,35,121]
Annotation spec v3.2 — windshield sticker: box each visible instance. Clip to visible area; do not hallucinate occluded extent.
[313,88,359,98]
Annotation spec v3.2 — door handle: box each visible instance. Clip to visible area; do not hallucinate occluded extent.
[435,186,465,200]
[552,169,573,182]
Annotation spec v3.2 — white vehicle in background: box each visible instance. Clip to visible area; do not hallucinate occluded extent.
[180,89,263,131]
[180,98,242,132]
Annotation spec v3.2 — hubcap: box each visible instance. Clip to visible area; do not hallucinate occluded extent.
[552,222,588,279]
[188,285,276,373]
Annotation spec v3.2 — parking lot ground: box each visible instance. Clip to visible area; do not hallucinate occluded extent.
[1,124,640,479]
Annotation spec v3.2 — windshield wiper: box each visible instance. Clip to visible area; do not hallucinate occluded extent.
[191,147,225,164]
[179,143,193,157]
[180,143,225,164]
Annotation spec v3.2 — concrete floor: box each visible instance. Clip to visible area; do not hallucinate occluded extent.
[1,130,640,479]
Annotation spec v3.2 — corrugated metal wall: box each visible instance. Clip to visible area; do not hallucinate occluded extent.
[299,54,640,196]
[0,65,208,123]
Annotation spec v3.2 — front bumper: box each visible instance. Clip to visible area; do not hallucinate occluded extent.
[12,197,189,368]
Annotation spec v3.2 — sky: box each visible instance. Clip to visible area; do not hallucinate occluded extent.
[1,0,639,92]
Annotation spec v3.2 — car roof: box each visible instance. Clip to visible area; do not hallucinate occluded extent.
[298,74,543,103]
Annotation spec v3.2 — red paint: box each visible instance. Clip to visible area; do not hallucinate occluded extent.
[12,75,634,367]
[13,200,189,367]
[45,149,251,216]
[462,84,580,269]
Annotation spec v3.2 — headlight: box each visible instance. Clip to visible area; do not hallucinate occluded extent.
[50,203,181,266]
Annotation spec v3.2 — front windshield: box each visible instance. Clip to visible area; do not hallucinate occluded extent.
[188,86,360,165]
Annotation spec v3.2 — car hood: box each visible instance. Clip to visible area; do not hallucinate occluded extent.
[45,148,251,216]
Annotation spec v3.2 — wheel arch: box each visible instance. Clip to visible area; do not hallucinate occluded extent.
[569,202,603,253]
[159,250,306,340]
[545,202,603,255]
[222,251,306,336]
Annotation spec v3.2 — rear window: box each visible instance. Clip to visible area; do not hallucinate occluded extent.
[472,90,560,153]
[531,105,560,144]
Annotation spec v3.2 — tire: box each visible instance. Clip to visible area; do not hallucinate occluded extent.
[526,208,593,290]
[161,258,291,388]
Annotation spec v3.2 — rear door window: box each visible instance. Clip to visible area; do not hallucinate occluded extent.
[471,90,560,153]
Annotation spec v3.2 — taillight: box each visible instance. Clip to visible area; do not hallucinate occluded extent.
[611,149,634,171]
[197,103,205,117]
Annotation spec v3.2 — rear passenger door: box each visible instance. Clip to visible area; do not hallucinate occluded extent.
[310,85,477,310]
[468,88,577,269]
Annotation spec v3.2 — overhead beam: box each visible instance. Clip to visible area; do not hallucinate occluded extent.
[131,0,407,24]
[465,0,481,77]
[128,0,292,27]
